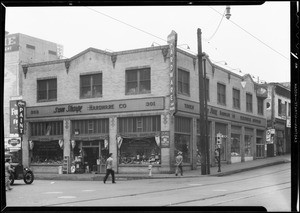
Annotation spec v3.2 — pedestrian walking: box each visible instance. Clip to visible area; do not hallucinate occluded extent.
[103,153,116,184]
[175,151,183,176]
[5,158,14,191]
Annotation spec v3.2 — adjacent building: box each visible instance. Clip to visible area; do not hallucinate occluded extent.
[20,32,268,174]
[4,32,63,150]
[265,83,291,156]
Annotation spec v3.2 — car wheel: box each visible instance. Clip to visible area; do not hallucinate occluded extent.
[23,171,34,184]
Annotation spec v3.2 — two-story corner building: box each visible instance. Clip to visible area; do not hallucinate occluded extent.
[265,83,291,157]
[20,32,267,175]
[4,32,63,150]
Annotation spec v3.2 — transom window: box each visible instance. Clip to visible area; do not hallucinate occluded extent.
[126,68,151,95]
[246,93,253,112]
[257,97,264,115]
[233,88,240,109]
[217,83,226,105]
[37,78,57,102]
[178,69,190,96]
[80,73,102,99]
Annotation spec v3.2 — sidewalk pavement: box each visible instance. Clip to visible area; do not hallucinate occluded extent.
[33,154,291,182]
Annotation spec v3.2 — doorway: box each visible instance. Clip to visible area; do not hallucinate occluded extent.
[82,147,99,173]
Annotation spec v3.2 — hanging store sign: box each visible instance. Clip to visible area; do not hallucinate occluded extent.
[255,84,268,98]
[26,97,164,118]
[17,100,26,135]
[7,138,21,149]
[177,98,266,127]
[5,34,19,52]
[161,131,170,148]
[10,100,19,134]
[286,118,291,128]
[167,30,178,116]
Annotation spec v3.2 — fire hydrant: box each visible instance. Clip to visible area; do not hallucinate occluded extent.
[148,164,152,177]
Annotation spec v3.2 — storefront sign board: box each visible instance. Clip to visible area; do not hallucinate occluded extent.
[177,98,266,127]
[161,131,170,148]
[5,34,19,52]
[10,100,19,134]
[26,97,164,118]
[17,100,26,135]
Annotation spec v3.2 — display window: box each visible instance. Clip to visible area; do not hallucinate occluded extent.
[119,137,161,165]
[230,134,241,156]
[31,140,63,164]
[244,135,253,157]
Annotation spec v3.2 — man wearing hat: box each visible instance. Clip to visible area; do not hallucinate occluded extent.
[175,151,183,176]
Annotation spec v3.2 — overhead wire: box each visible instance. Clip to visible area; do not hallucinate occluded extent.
[205,8,226,41]
[209,6,289,61]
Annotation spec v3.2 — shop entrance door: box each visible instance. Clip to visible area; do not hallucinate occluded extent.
[82,147,99,173]
[220,138,227,161]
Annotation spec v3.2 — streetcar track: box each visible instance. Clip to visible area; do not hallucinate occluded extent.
[45,168,290,207]
[166,182,290,206]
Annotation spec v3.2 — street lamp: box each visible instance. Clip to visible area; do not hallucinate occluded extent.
[225,6,231,20]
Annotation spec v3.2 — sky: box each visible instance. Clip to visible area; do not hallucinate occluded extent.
[4,2,291,83]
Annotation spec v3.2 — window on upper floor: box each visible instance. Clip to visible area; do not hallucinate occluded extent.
[257,97,264,115]
[126,68,151,95]
[232,88,240,109]
[217,83,226,105]
[37,78,57,102]
[246,93,253,113]
[205,78,209,101]
[278,99,282,116]
[178,69,190,96]
[80,73,102,99]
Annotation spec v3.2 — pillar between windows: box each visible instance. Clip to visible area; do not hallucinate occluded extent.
[211,121,216,167]
[192,117,197,170]
[241,126,245,162]
[253,128,257,159]
[227,123,232,164]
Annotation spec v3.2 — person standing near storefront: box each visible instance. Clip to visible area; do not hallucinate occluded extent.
[5,158,14,191]
[103,153,116,184]
[175,151,183,176]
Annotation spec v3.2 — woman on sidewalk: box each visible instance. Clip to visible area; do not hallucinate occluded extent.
[103,153,116,184]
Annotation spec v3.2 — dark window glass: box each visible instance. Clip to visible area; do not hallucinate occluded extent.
[126,68,151,95]
[80,73,102,98]
[257,97,264,115]
[37,79,57,101]
[246,93,253,112]
[217,83,226,105]
[233,89,240,109]
[178,69,190,95]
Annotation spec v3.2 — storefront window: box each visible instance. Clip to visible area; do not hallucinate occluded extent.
[244,135,253,157]
[119,137,160,165]
[31,141,63,164]
[175,134,190,163]
[231,134,241,156]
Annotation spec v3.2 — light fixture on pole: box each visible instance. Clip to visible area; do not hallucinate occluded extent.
[151,42,161,47]
[225,6,231,20]
[178,44,190,49]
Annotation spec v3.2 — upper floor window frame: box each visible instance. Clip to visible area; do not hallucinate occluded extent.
[217,82,226,105]
[125,67,151,95]
[232,88,241,109]
[246,92,253,113]
[178,69,190,96]
[80,72,103,99]
[257,97,264,115]
[37,77,57,102]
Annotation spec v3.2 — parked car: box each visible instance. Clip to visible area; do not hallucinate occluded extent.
[5,150,34,185]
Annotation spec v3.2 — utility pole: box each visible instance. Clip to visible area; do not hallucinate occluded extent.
[197,28,207,175]
[203,58,210,174]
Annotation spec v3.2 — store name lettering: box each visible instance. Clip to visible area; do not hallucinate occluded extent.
[184,104,194,110]
[88,104,114,111]
[54,105,82,113]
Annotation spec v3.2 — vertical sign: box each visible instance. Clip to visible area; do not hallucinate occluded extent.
[167,30,178,116]
[10,100,19,134]
[5,34,20,52]
[17,100,26,135]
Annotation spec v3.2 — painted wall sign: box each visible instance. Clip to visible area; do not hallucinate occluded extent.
[177,98,266,127]
[7,138,21,149]
[26,97,164,118]
[5,34,19,52]
[17,100,26,135]
[10,100,19,134]
[167,30,178,116]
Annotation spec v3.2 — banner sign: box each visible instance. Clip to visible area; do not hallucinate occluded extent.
[167,30,178,116]
[17,100,26,134]
[5,34,19,52]
[10,100,19,134]
[26,97,164,118]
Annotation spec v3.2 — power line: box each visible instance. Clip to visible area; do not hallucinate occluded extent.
[206,8,226,41]
[209,6,289,60]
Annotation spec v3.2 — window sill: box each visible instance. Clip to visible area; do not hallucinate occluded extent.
[80,96,103,99]
[125,91,151,95]
[37,99,57,103]
[233,106,240,110]
[217,102,226,106]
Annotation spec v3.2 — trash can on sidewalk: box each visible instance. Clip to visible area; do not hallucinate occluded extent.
[58,166,63,174]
